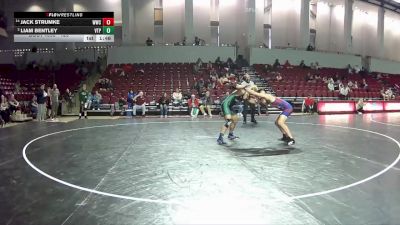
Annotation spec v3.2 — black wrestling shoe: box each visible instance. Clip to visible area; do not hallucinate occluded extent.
[251,119,257,124]
[287,138,295,146]
[279,135,289,142]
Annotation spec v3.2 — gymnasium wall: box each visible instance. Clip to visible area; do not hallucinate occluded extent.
[25,50,100,64]
[370,58,400,74]
[106,46,235,64]
[250,48,361,69]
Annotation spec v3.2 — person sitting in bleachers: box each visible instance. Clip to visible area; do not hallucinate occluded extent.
[276,73,283,82]
[14,80,21,93]
[90,90,102,110]
[302,95,315,114]
[172,88,183,107]
[339,83,351,100]
[347,80,354,89]
[0,94,10,127]
[327,79,335,92]
[132,91,146,117]
[158,92,170,118]
[8,94,20,115]
[188,94,200,118]
[380,88,388,101]
[146,37,153,46]
[384,88,395,100]
[284,60,292,69]
[354,81,359,89]
[347,64,353,74]
[361,78,368,90]
[30,95,38,119]
[273,59,281,70]
[299,60,306,68]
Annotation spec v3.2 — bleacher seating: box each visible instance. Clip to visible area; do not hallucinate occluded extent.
[0,63,90,101]
[96,63,228,105]
[254,64,383,99]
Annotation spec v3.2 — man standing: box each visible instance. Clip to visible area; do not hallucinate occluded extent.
[50,84,60,120]
[35,84,47,122]
[241,73,257,124]
[79,84,89,119]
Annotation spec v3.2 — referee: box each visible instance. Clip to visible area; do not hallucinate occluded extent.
[241,73,257,124]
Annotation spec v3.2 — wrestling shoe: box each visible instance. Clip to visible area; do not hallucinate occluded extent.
[287,138,296,146]
[251,119,257,124]
[279,134,289,142]
[217,138,227,145]
[228,134,239,140]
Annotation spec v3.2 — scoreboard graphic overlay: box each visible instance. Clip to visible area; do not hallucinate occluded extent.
[14,12,114,42]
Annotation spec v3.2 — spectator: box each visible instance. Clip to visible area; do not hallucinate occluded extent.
[158,92,170,118]
[127,90,136,117]
[133,91,146,117]
[273,59,281,69]
[79,84,90,119]
[118,96,127,115]
[284,60,292,68]
[119,70,126,77]
[194,36,200,46]
[146,37,153,46]
[215,57,222,69]
[35,84,47,121]
[30,95,38,119]
[0,94,10,127]
[354,81,359,89]
[172,88,183,106]
[354,65,361,74]
[356,98,366,114]
[306,73,314,83]
[91,90,102,110]
[276,73,283,82]
[14,80,21,93]
[315,62,320,70]
[328,79,335,92]
[322,77,328,84]
[8,94,20,114]
[347,64,353,74]
[361,79,368,90]
[188,94,200,118]
[63,88,73,113]
[302,95,315,114]
[310,62,316,70]
[347,80,354,89]
[50,84,60,120]
[339,83,351,100]
[385,88,394,100]
[299,60,306,68]
[46,87,52,119]
[207,61,213,71]
[199,91,213,118]
[182,36,187,46]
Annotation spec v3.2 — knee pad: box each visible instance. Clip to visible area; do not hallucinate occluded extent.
[224,119,232,128]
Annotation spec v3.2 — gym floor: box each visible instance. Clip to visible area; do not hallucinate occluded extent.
[1,113,399,225]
